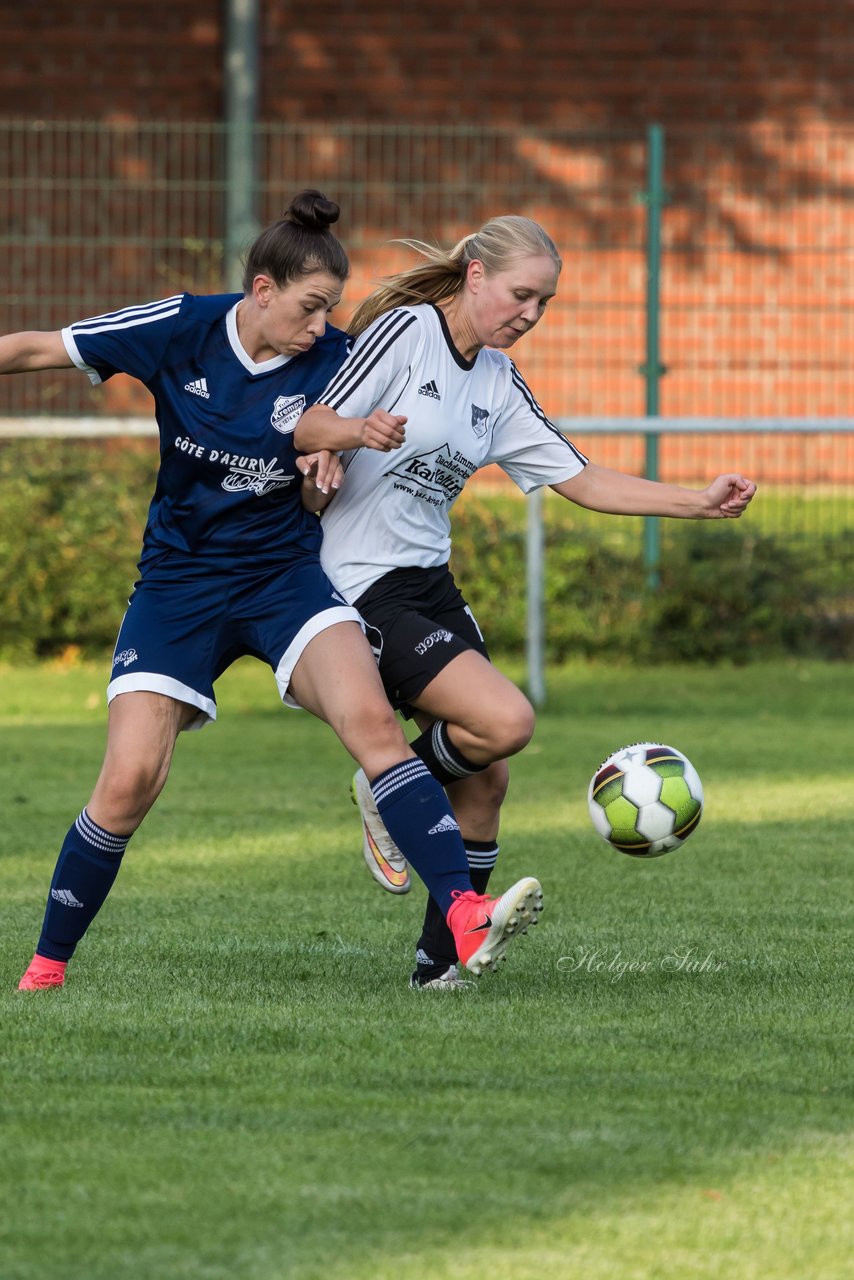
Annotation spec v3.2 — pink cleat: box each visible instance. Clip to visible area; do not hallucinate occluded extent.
[447,877,543,976]
[18,954,67,990]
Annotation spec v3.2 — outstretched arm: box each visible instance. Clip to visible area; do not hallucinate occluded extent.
[552,463,757,519]
[295,404,407,454]
[0,330,72,374]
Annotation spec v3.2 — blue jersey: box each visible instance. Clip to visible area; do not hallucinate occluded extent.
[62,293,351,570]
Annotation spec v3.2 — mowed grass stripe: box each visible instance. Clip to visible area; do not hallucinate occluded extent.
[1,658,851,1279]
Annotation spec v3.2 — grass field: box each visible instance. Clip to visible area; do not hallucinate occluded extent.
[1,657,851,1279]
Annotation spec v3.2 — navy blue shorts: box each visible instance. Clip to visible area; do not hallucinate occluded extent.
[108,553,361,730]
[353,565,490,717]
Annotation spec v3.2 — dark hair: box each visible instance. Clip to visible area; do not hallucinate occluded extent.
[241,189,350,293]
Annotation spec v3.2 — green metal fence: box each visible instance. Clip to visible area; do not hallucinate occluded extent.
[1,119,851,687]
[0,117,851,551]
[1,117,851,419]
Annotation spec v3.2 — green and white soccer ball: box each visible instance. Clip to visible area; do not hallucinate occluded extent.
[588,742,704,857]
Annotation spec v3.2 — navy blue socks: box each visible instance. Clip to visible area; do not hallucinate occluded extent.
[36,809,130,962]
[416,839,499,971]
[370,759,471,914]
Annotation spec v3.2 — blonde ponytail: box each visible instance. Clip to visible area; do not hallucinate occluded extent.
[348,238,468,336]
[348,217,560,338]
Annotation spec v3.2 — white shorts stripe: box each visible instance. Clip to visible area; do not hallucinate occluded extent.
[273,605,364,709]
[107,671,218,731]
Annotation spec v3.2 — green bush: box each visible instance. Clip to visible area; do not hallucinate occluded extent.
[1,443,851,662]
[451,497,853,664]
[0,440,156,659]
[644,526,822,661]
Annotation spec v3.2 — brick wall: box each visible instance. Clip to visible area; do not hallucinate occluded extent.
[4,2,850,127]
[1,3,851,426]
[2,2,219,119]
[262,0,853,129]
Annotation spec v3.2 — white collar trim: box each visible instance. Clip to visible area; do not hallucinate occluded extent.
[226,302,292,374]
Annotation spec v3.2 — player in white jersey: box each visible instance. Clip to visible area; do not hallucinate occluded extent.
[296,212,757,990]
[11,192,544,993]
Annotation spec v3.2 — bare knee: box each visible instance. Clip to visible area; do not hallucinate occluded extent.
[88,758,171,833]
[469,690,535,762]
[346,698,411,780]
[495,696,536,758]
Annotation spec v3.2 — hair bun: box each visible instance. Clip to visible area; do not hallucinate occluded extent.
[283,189,341,232]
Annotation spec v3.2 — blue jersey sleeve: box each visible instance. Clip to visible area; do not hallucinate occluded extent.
[61,295,186,386]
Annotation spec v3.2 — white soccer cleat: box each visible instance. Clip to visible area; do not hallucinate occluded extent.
[409,964,475,991]
[351,768,411,894]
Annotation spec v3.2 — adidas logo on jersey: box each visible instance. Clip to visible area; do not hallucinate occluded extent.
[418,379,441,400]
[428,813,460,835]
[184,377,210,399]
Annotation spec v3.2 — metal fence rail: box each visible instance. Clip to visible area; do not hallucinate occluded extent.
[4,414,851,540]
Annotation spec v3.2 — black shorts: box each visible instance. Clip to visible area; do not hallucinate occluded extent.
[354,565,490,716]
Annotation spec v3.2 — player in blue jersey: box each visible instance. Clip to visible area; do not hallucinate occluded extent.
[296,212,757,989]
[10,191,544,992]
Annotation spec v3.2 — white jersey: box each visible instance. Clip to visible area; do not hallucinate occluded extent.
[317,303,587,602]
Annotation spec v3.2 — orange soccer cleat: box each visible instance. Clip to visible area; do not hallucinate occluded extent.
[351,768,411,894]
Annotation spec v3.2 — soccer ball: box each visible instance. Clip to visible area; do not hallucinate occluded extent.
[587,742,704,857]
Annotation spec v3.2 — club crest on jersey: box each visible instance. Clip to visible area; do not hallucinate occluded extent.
[471,405,490,438]
[271,394,305,434]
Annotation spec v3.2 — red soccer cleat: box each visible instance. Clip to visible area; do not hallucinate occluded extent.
[18,954,67,991]
[446,877,543,976]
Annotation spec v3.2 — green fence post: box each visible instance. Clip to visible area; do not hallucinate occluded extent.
[526,485,546,707]
[640,123,667,587]
[224,0,260,291]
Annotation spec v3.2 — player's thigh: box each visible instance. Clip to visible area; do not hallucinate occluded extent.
[288,621,409,771]
[412,649,535,751]
[241,559,363,710]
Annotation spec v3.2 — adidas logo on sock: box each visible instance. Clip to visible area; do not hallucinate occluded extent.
[51,888,84,908]
[428,813,460,835]
[417,379,440,399]
[184,377,210,399]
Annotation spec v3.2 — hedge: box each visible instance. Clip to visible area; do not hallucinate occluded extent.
[1,440,851,662]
